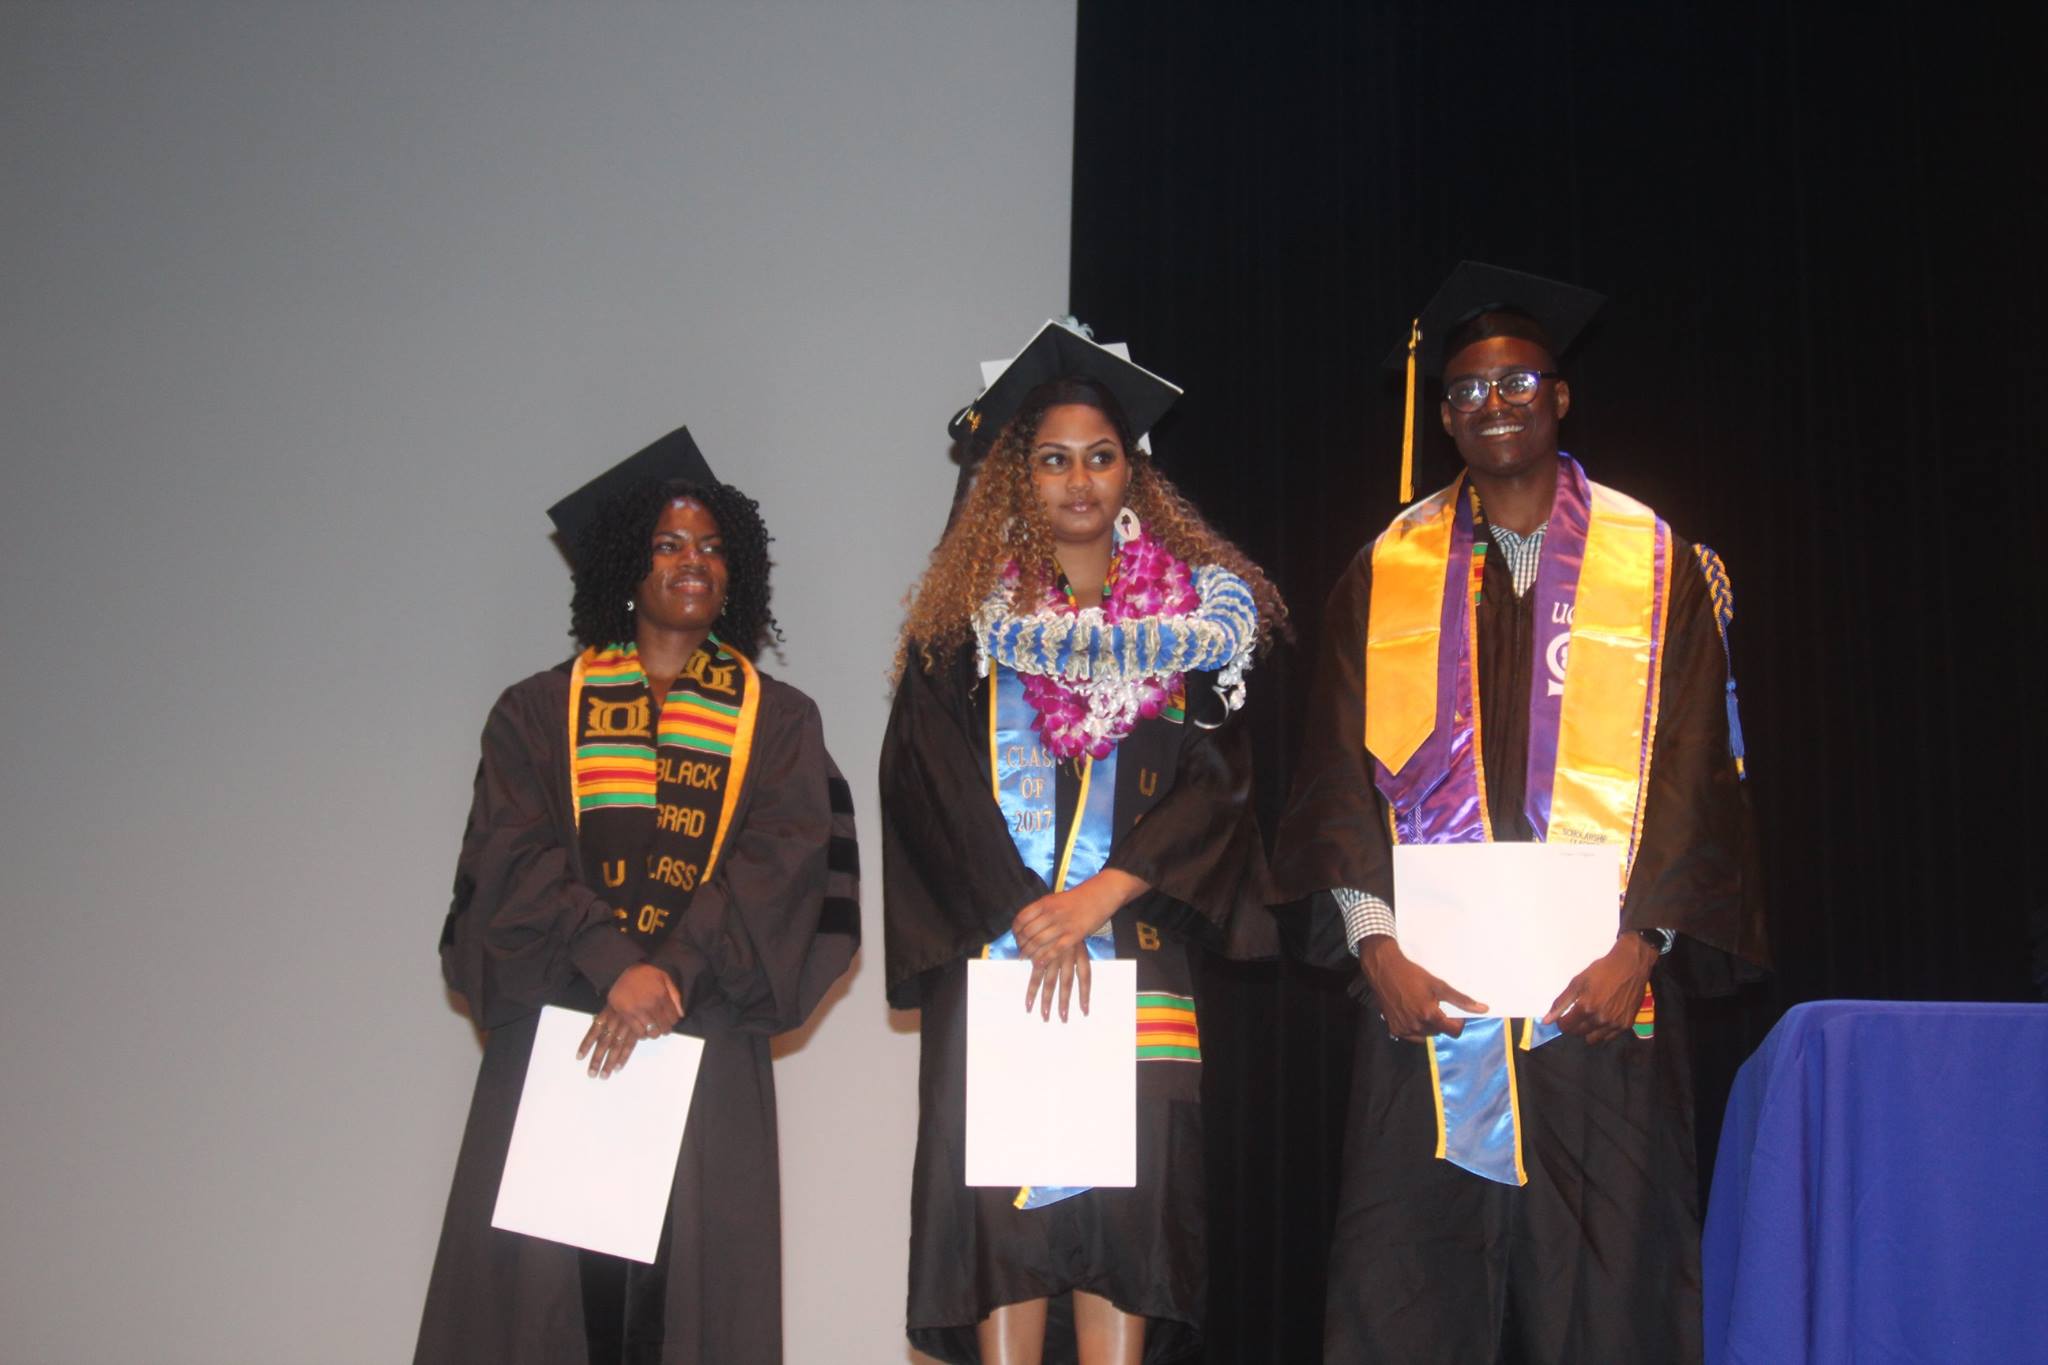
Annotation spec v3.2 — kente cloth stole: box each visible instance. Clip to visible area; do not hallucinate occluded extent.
[983,665,1192,1209]
[567,638,759,950]
[1363,455,1670,1185]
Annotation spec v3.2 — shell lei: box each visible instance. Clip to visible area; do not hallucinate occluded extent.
[973,529,1259,760]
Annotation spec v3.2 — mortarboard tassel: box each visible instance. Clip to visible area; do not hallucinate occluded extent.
[1399,316,1421,504]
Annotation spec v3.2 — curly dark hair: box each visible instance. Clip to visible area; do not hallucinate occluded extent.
[568,478,779,658]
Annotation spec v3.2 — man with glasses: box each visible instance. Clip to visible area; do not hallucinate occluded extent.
[1274,263,1767,1363]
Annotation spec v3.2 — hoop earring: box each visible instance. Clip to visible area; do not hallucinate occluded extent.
[625,597,635,613]
[1113,506,1141,546]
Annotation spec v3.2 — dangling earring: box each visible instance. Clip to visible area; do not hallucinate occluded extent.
[625,596,635,613]
[1113,506,1141,546]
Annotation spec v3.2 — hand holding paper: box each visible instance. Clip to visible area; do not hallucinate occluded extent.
[577,964,684,1077]
[1391,842,1623,1022]
[1012,869,1147,1019]
[492,1005,705,1262]
[1025,944,1092,1021]
[1543,932,1658,1043]
[965,959,1136,1189]
[1358,935,1488,1041]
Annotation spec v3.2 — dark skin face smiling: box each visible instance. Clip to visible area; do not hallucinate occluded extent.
[576,496,729,1079]
[635,497,728,652]
[1439,333,1571,535]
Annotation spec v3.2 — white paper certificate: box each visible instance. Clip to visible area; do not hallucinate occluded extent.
[490,1005,706,1262]
[964,958,1137,1190]
[1392,842,1623,1019]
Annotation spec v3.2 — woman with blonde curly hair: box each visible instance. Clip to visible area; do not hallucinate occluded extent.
[882,323,1282,1365]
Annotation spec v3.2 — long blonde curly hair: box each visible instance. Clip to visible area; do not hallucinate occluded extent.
[894,379,1288,680]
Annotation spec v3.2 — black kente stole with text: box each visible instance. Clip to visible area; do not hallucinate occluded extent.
[565,635,759,1360]
[568,636,759,949]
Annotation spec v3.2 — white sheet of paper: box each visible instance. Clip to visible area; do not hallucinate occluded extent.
[1393,842,1623,1019]
[964,958,1136,1189]
[490,1005,705,1263]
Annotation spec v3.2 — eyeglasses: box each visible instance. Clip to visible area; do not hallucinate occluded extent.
[1444,369,1561,413]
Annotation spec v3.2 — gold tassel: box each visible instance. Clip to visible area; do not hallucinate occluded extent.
[1399,316,1420,504]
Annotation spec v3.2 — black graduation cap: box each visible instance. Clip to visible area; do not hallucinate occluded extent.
[1388,262,1605,379]
[1385,263,1605,501]
[947,319,1182,450]
[545,425,717,544]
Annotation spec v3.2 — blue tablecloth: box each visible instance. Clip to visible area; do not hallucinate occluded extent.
[1703,1000,2048,1364]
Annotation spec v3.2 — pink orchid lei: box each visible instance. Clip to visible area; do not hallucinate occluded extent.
[1006,523,1202,760]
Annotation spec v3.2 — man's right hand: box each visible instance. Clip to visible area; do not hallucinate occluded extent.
[1357,936,1487,1041]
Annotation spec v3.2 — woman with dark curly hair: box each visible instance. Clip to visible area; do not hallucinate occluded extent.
[416,428,859,1365]
[882,324,1282,1365]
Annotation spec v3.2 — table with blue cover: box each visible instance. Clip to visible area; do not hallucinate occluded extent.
[1703,1000,2048,1364]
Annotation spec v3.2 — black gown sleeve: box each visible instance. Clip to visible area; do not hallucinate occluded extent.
[1107,676,1276,960]
[647,681,860,1034]
[1622,538,1770,990]
[880,649,1049,1008]
[440,672,648,1030]
[1272,548,1394,904]
[1270,549,1395,969]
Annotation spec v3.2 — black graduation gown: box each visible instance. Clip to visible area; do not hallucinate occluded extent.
[415,664,859,1365]
[1272,526,1768,1365]
[882,648,1272,1365]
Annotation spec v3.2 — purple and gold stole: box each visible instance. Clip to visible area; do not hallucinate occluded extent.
[567,637,759,949]
[1364,455,1670,1185]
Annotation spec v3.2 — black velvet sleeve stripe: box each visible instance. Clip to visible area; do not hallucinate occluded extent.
[828,834,861,875]
[818,896,861,936]
[441,861,478,949]
[827,775,855,815]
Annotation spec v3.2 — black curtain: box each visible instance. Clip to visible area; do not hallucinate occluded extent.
[1068,3,2045,1360]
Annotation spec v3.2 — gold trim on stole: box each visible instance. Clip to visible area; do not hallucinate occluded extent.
[1052,757,1095,894]
[567,649,600,834]
[1549,484,1665,880]
[700,649,760,882]
[1364,482,1461,776]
